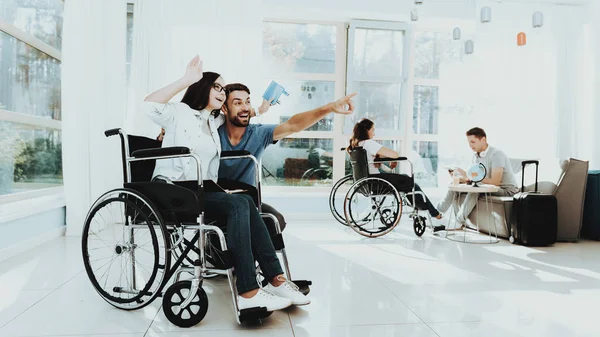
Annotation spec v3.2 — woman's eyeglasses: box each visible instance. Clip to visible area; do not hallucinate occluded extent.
[212,83,225,93]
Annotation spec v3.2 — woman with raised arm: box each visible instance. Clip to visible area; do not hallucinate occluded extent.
[141,55,309,312]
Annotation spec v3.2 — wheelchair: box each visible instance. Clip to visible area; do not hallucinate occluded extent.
[328,148,410,227]
[81,128,310,328]
[335,147,435,238]
[300,147,333,182]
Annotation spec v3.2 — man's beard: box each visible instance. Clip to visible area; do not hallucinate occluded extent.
[229,113,250,127]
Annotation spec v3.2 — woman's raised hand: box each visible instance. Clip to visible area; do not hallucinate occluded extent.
[144,55,203,103]
[183,55,203,85]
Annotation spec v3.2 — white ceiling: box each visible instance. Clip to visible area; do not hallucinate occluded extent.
[491,0,588,4]
[262,0,590,21]
[263,0,589,7]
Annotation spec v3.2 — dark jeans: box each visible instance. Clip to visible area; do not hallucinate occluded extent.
[204,192,283,294]
[217,179,287,232]
[376,173,440,218]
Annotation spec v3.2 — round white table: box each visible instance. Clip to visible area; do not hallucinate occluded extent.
[445,183,501,244]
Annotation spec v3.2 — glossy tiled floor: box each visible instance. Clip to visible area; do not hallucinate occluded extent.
[1,217,599,337]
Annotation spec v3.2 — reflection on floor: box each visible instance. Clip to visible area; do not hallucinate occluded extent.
[1,217,599,337]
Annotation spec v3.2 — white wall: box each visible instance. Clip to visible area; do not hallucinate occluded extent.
[584,0,600,169]
[126,0,263,138]
[0,208,65,262]
[62,0,127,235]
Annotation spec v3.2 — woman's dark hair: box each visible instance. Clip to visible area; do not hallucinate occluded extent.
[180,71,221,117]
[348,118,374,152]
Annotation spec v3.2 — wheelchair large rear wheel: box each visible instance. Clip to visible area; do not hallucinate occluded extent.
[82,189,171,310]
[329,174,354,225]
[343,177,402,238]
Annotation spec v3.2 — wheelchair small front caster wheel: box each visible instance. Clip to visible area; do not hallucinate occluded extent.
[509,236,515,244]
[413,216,426,237]
[163,280,208,328]
[379,209,397,228]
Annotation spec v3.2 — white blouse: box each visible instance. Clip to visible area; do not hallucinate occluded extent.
[358,139,383,175]
[141,101,225,182]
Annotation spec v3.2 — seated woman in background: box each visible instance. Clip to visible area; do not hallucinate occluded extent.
[347,118,445,232]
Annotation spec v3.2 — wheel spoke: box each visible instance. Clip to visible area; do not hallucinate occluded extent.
[83,191,169,310]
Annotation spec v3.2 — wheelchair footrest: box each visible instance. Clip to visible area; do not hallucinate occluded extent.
[292,280,312,295]
[238,306,273,322]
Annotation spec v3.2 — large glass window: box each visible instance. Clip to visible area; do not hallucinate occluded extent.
[410,31,459,187]
[345,21,409,174]
[353,29,404,78]
[0,0,63,49]
[261,80,335,131]
[413,85,439,135]
[261,21,343,187]
[413,32,458,79]
[262,22,336,74]
[412,141,438,188]
[261,138,333,186]
[0,31,61,119]
[348,81,402,135]
[0,0,63,198]
[0,121,62,195]
[257,15,561,192]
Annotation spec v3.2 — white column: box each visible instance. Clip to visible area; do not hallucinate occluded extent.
[554,6,584,162]
[62,0,126,236]
[589,1,600,169]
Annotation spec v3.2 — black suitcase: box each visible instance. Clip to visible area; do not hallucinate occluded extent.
[509,160,557,246]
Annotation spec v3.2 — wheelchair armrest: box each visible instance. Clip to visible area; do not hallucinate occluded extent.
[132,146,190,159]
[373,157,407,163]
[221,150,251,158]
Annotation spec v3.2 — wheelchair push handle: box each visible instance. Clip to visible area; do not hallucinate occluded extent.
[105,128,121,137]
[221,150,252,158]
[374,156,408,162]
[131,147,190,159]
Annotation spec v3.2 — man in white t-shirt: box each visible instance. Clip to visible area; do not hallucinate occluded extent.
[437,127,518,227]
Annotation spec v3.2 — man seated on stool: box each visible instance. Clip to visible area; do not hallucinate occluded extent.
[437,127,519,229]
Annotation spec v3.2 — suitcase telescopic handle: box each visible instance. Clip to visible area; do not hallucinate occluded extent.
[521,160,539,193]
[521,160,539,166]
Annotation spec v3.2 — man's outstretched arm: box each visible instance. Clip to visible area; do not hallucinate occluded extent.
[273,93,357,141]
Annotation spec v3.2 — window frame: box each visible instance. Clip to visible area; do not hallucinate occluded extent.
[407,23,462,188]
[261,18,348,193]
[346,19,412,160]
[0,19,63,205]
[260,19,419,193]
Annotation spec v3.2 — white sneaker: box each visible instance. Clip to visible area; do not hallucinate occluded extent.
[238,288,292,312]
[263,280,311,306]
